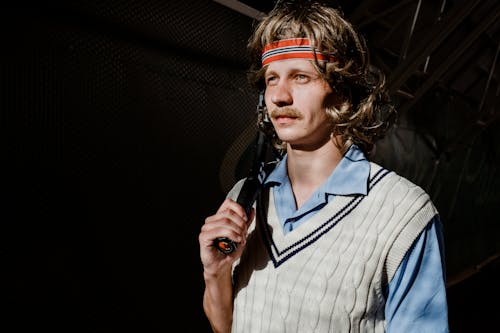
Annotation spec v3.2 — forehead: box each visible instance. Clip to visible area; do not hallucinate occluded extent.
[264,59,319,74]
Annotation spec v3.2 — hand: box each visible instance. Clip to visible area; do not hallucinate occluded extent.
[199,198,255,276]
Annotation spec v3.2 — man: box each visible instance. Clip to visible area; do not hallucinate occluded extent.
[199,1,449,332]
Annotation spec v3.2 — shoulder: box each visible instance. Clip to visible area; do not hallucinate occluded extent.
[368,163,440,280]
[368,161,438,220]
[369,161,430,200]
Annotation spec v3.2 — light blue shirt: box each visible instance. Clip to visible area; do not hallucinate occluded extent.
[264,144,449,332]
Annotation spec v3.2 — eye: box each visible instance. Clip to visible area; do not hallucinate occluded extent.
[265,75,278,86]
[295,74,310,83]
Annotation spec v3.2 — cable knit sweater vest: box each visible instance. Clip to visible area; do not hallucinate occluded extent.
[226,163,438,333]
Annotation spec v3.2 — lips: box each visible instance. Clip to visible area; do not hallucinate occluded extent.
[275,115,297,119]
[273,115,298,125]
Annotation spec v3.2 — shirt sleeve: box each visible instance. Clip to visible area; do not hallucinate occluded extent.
[385,216,450,333]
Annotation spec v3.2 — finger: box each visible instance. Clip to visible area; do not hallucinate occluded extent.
[205,207,248,231]
[216,198,248,221]
[201,215,246,244]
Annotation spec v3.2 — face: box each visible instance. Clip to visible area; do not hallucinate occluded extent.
[264,59,334,150]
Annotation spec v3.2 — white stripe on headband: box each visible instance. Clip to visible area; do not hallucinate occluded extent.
[261,38,335,66]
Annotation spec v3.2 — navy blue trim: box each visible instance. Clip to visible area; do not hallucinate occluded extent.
[260,167,390,268]
[262,46,314,58]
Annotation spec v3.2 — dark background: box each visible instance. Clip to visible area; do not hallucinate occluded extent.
[1,1,499,332]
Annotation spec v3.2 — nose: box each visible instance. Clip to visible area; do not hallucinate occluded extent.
[269,81,293,107]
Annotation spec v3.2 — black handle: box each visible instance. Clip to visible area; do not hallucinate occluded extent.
[213,92,272,255]
[213,237,238,255]
[213,130,268,255]
[213,165,263,254]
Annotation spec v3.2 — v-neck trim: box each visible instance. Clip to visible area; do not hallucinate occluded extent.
[259,164,390,268]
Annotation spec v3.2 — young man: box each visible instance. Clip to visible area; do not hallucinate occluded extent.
[199,1,449,332]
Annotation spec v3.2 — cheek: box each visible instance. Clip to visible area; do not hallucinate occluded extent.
[264,90,272,105]
[313,111,332,131]
[310,100,333,129]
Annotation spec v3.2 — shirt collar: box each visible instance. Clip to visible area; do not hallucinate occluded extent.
[264,144,369,196]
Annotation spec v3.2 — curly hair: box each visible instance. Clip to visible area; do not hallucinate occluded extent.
[247,0,396,155]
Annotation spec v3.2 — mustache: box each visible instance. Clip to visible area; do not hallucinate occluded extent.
[269,107,303,119]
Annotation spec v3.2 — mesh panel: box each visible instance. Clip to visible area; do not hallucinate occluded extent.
[1,2,259,331]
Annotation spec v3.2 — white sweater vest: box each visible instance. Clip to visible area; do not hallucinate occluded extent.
[227,163,438,333]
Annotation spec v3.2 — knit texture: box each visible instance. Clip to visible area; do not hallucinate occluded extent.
[227,163,437,333]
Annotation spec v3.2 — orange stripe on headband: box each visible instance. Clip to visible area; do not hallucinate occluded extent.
[261,38,334,66]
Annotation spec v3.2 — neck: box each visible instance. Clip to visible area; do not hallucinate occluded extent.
[286,137,344,208]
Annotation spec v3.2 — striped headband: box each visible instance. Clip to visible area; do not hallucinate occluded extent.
[261,38,335,66]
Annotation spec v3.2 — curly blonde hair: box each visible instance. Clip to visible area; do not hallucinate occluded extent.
[247,0,396,155]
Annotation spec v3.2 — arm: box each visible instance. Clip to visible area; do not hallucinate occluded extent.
[203,265,234,333]
[385,216,449,333]
[199,198,254,333]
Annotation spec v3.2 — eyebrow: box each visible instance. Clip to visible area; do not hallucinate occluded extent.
[265,63,319,76]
